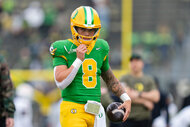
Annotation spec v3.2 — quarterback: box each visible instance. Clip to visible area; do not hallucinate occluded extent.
[50,6,131,127]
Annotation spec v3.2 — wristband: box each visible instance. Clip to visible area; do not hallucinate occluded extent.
[72,58,82,69]
[120,93,131,102]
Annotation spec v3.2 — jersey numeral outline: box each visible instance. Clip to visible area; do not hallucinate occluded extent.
[82,59,97,88]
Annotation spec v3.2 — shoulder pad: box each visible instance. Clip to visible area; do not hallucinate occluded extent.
[49,40,69,57]
[97,39,109,51]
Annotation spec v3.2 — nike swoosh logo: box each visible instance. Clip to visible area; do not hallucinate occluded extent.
[64,46,76,54]
[96,48,101,50]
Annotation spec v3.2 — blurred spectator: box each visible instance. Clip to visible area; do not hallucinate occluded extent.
[11,11,24,34]
[1,0,14,14]
[47,99,62,127]
[23,1,44,28]
[29,57,42,70]
[119,53,160,127]
[93,0,110,39]
[170,106,190,127]
[13,47,31,69]
[181,94,190,110]
[0,55,15,127]
[156,24,173,62]
[14,83,34,127]
[40,3,57,37]
[179,79,190,109]
[32,81,61,127]
[174,22,185,51]
[151,77,170,127]
[1,12,13,33]
[175,79,190,109]
[40,45,53,69]
[167,94,178,121]
[0,1,3,14]
[109,45,121,68]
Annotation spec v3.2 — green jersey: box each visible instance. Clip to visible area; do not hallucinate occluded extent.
[50,39,110,104]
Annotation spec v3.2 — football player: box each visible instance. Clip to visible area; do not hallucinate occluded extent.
[50,6,131,127]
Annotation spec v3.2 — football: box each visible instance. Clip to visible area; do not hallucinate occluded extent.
[106,102,125,122]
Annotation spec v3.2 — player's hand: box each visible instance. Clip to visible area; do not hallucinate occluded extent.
[118,100,131,122]
[76,44,87,61]
[6,118,14,127]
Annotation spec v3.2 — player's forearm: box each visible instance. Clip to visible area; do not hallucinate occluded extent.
[101,68,125,97]
[54,58,82,89]
[139,89,160,103]
[54,66,74,82]
[55,58,82,82]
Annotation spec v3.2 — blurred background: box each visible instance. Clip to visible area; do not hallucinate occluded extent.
[1,0,190,126]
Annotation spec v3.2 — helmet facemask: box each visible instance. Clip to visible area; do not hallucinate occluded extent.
[72,26,100,45]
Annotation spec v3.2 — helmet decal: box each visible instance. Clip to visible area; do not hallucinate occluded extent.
[72,10,78,19]
[83,6,94,26]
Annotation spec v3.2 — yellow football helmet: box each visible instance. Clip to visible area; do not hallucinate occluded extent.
[70,6,101,45]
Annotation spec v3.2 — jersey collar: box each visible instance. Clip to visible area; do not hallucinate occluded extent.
[67,39,96,55]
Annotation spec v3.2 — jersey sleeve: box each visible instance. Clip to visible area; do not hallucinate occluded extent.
[53,57,67,67]
[49,40,68,67]
[101,40,110,72]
